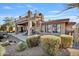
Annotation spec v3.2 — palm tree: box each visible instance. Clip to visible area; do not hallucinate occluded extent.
[57,3,79,14]
[56,3,79,19]
[69,3,79,8]
[3,17,15,32]
[4,17,15,26]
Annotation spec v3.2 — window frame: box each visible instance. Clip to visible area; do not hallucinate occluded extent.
[52,24,61,33]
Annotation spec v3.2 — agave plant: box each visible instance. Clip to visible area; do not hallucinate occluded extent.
[16,41,27,52]
[0,45,6,56]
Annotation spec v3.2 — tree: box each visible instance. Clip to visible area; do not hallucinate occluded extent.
[3,17,15,32]
[59,3,79,13]
[4,17,15,27]
[57,3,79,18]
[0,24,6,31]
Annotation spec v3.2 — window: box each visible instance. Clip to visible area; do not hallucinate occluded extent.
[57,24,61,33]
[52,24,61,33]
[41,25,45,32]
[47,25,52,33]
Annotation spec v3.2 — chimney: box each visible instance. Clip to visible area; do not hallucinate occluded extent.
[28,10,32,17]
[19,16,21,19]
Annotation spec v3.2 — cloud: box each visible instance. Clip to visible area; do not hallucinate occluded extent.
[3,6,14,10]
[49,10,60,13]
[44,13,63,18]
[45,15,59,18]
[0,15,19,20]
[26,4,32,8]
[0,16,8,24]
[44,15,79,22]
[16,4,34,9]
[0,15,18,18]
[16,5,24,8]
[26,4,39,12]
[45,11,66,18]
[0,15,19,24]
[68,16,79,23]
[45,15,75,19]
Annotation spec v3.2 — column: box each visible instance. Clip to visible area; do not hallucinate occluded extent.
[40,21,42,33]
[15,19,18,34]
[28,20,32,35]
[15,24,18,34]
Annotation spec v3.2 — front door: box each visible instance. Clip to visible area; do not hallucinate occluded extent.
[21,27,23,32]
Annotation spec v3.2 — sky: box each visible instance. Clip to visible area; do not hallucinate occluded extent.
[0,3,79,24]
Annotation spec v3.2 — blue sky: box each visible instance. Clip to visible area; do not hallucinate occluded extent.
[0,3,79,24]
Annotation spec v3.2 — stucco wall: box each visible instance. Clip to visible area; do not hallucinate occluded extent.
[42,23,66,35]
[60,23,66,34]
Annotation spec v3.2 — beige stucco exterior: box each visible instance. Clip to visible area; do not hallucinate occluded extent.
[60,23,66,34]
[15,10,43,35]
[42,19,76,35]
[15,10,76,36]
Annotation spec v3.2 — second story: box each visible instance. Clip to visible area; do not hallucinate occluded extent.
[15,10,44,25]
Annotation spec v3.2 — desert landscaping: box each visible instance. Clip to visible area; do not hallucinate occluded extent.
[0,3,79,56]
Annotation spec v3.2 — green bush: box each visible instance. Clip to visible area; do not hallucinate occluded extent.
[0,45,6,56]
[40,35,61,56]
[60,34,73,49]
[16,41,27,52]
[26,35,40,48]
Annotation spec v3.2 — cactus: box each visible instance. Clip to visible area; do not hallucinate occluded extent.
[16,42,27,52]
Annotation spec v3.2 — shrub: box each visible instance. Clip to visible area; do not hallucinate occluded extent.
[26,35,40,48]
[0,45,6,56]
[40,35,61,56]
[16,41,27,52]
[0,36,4,39]
[0,41,10,47]
[60,34,73,49]
[75,38,79,44]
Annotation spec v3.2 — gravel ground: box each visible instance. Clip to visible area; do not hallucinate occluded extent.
[4,35,48,56]
[3,35,79,56]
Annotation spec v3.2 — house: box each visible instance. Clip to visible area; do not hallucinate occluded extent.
[15,10,44,35]
[41,18,76,35]
[15,10,76,36]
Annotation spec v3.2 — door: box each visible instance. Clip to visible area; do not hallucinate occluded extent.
[21,27,23,32]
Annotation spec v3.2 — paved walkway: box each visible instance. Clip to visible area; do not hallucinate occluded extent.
[9,33,27,41]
